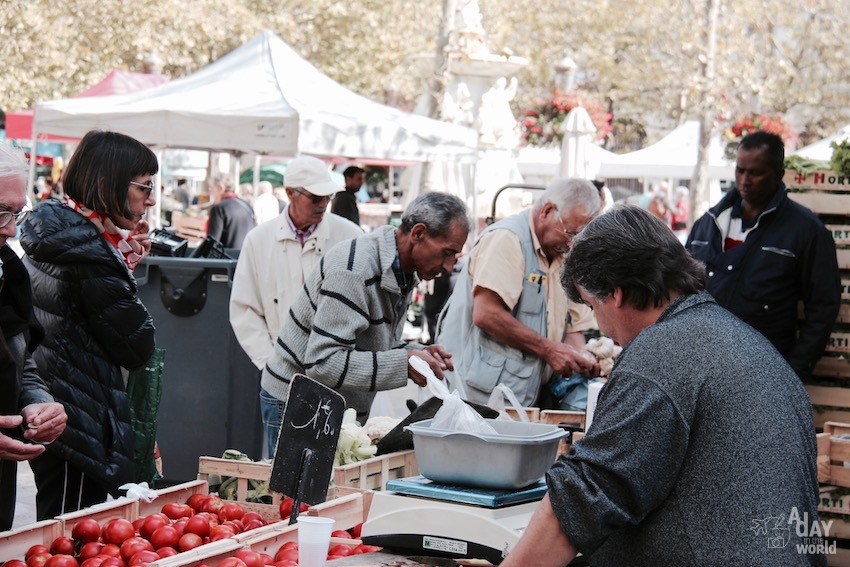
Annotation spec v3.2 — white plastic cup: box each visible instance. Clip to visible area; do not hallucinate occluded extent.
[297,516,335,567]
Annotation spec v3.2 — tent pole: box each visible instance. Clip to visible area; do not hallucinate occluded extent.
[153,149,163,229]
[233,154,242,194]
[28,129,38,201]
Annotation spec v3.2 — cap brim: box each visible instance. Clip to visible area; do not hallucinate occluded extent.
[304,180,342,196]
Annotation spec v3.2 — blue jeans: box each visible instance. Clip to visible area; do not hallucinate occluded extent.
[259,388,284,459]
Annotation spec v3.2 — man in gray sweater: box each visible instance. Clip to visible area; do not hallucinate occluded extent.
[263,192,470,425]
[503,205,825,566]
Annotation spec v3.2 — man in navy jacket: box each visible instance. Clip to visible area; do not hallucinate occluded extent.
[686,130,840,379]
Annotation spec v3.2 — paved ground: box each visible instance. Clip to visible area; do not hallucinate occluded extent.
[13,461,37,528]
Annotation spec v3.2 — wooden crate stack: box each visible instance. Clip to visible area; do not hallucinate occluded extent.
[785,169,850,427]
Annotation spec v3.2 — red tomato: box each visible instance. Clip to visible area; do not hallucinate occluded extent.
[201,496,224,514]
[72,519,102,543]
[352,544,381,554]
[348,522,363,538]
[99,545,121,558]
[80,558,105,567]
[327,544,352,557]
[233,549,264,567]
[184,515,211,538]
[44,555,78,567]
[258,553,275,565]
[279,541,298,551]
[209,525,236,539]
[217,503,245,522]
[217,559,247,567]
[139,514,169,540]
[185,493,210,512]
[98,558,125,567]
[331,530,352,539]
[26,554,52,567]
[241,512,264,525]
[177,533,203,552]
[155,547,178,558]
[119,538,153,562]
[26,546,50,560]
[173,519,190,537]
[273,548,298,564]
[131,518,145,533]
[161,503,194,520]
[102,519,136,546]
[128,551,159,566]
[277,497,310,520]
[49,538,75,556]
[78,542,105,561]
[5,561,28,567]
[242,519,264,532]
[221,520,244,534]
[149,525,180,550]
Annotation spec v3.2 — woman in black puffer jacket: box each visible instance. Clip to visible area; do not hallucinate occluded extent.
[20,131,157,519]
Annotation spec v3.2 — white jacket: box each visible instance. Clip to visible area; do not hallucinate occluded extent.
[229,208,363,369]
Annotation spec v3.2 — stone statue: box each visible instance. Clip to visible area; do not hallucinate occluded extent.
[478,76,520,149]
[452,0,489,56]
[441,81,475,126]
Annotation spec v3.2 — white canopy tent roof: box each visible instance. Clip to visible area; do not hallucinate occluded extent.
[516,144,617,184]
[598,120,735,180]
[33,30,476,161]
[792,125,850,162]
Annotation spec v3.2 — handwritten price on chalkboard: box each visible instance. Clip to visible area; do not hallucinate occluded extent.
[291,399,337,440]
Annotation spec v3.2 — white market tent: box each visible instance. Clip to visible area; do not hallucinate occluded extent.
[598,120,735,181]
[32,30,476,161]
[793,125,850,162]
[516,144,618,185]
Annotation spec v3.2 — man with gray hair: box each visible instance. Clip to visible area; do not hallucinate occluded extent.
[263,192,470,436]
[435,178,601,406]
[503,205,822,565]
[0,141,66,530]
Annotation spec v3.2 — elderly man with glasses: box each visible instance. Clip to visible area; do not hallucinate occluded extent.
[435,177,602,408]
[230,155,362,457]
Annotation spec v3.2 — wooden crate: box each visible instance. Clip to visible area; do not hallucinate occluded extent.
[817,422,850,487]
[332,450,418,491]
[197,457,280,522]
[58,498,139,538]
[504,406,540,422]
[540,410,586,456]
[170,211,207,244]
[151,491,370,567]
[0,520,63,560]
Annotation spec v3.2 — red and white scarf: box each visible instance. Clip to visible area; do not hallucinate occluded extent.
[67,199,144,270]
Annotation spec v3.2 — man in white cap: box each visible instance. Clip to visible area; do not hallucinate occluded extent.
[230,155,362,456]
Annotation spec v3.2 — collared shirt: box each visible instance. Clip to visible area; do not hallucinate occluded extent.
[468,212,595,342]
[285,210,318,245]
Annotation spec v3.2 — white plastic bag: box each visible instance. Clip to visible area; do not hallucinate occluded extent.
[409,356,497,435]
[486,384,530,422]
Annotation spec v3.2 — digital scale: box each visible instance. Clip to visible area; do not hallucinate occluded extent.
[360,475,548,564]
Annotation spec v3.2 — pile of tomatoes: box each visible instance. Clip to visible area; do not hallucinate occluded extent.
[2,494,380,567]
[3,494,270,567]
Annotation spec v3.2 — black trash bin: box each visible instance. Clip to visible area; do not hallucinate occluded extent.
[134,255,262,482]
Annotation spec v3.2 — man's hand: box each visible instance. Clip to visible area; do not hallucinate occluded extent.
[423,344,455,372]
[21,403,67,444]
[543,342,600,377]
[407,349,451,386]
[0,415,45,460]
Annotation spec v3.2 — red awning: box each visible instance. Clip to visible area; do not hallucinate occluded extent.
[5,70,169,141]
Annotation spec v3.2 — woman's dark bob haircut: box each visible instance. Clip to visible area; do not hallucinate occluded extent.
[62,130,158,218]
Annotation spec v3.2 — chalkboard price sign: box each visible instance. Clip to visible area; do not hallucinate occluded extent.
[269,374,345,521]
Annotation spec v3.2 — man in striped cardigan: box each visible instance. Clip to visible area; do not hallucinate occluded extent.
[262,192,471,435]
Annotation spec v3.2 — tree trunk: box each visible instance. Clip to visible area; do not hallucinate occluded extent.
[690,0,722,227]
[426,0,457,120]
